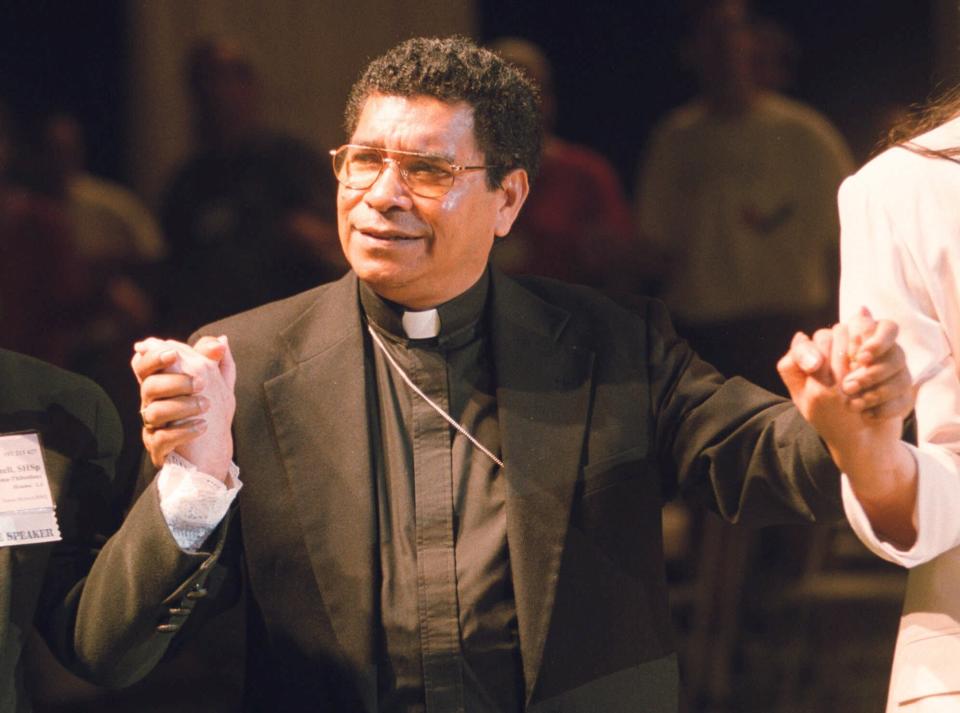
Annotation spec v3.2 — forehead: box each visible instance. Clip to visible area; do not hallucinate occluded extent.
[349,94,479,157]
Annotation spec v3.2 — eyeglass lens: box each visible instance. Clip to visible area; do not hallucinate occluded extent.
[333,146,454,198]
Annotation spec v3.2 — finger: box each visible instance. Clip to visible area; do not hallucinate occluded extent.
[862,394,914,421]
[131,347,179,383]
[777,353,804,401]
[846,306,876,365]
[778,332,816,398]
[788,331,824,373]
[811,328,835,386]
[141,373,202,404]
[830,323,850,385]
[218,336,237,390]
[850,391,912,419]
[855,319,899,367]
[192,335,228,361]
[143,420,208,468]
[845,369,914,416]
[140,394,210,430]
[841,351,907,396]
[133,336,170,355]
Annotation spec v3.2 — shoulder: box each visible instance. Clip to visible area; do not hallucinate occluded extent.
[646,101,707,146]
[0,349,113,414]
[196,281,336,345]
[505,274,674,349]
[843,120,960,211]
[759,93,832,131]
[192,273,356,374]
[0,349,121,457]
[541,138,624,195]
[760,94,852,155]
[546,138,614,172]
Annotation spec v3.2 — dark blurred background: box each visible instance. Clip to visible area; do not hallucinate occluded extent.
[1,1,947,188]
[1,1,955,711]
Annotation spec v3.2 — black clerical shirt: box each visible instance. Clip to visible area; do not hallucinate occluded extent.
[360,272,524,713]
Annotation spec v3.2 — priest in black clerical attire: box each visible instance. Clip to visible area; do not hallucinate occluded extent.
[90,36,915,713]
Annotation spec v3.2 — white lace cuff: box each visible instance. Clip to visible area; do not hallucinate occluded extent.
[157,452,242,552]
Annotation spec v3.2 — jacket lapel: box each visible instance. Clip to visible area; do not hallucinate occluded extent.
[262,273,378,688]
[259,270,595,704]
[489,271,595,704]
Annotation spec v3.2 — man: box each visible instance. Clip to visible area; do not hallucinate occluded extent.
[0,349,119,710]
[487,37,634,289]
[636,0,854,394]
[0,104,93,368]
[100,37,912,712]
[159,37,345,337]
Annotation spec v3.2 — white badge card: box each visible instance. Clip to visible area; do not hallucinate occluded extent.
[0,432,61,545]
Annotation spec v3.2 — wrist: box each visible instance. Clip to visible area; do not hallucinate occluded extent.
[839,440,918,549]
[822,418,901,472]
[177,438,234,483]
[837,439,916,505]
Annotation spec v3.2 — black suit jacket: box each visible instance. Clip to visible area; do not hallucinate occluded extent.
[80,270,843,711]
[0,349,122,712]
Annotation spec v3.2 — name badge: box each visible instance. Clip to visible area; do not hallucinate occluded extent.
[0,432,61,546]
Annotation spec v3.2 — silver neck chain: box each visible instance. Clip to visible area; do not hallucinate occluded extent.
[367,324,504,469]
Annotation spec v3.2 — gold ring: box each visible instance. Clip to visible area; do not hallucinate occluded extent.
[140,408,155,432]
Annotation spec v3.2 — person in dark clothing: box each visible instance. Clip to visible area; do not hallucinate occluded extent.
[160,38,345,337]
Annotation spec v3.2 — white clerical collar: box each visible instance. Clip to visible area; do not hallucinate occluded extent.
[401,309,441,339]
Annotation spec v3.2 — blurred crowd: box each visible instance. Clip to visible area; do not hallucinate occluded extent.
[1,37,348,491]
[0,8,856,422]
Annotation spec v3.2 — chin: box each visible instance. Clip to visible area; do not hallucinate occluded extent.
[353,262,414,294]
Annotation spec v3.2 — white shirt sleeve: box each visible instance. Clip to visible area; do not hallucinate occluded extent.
[841,442,960,568]
[838,163,960,566]
[157,451,242,552]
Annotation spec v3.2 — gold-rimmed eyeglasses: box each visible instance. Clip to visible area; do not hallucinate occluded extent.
[330,144,497,199]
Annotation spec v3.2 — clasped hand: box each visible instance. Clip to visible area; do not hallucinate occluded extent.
[778,307,914,450]
[132,335,237,480]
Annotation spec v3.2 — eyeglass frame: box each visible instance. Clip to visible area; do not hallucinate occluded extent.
[329,144,500,198]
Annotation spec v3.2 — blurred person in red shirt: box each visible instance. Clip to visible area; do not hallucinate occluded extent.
[489,37,634,290]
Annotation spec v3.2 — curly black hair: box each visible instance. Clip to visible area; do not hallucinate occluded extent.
[344,36,542,188]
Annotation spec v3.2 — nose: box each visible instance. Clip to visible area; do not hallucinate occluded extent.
[363,158,414,211]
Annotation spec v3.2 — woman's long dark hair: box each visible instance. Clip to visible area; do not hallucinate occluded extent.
[884,84,960,163]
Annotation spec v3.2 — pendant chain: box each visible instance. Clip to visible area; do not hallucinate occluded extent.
[367,324,504,469]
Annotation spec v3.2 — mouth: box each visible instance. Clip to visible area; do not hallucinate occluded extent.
[357,228,422,242]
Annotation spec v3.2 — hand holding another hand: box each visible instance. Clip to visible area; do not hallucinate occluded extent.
[778,307,918,547]
[778,307,914,448]
[132,335,237,480]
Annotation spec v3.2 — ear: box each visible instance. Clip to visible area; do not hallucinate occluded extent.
[493,168,530,238]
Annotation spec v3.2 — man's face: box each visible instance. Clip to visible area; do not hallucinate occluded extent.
[338,94,526,309]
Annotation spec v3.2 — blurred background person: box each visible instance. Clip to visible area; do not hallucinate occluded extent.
[635,0,854,395]
[30,112,167,498]
[0,103,93,369]
[39,113,165,282]
[159,37,346,338]
[489,36,634,291]
[634,3,859,710]
[750,16,800,93]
